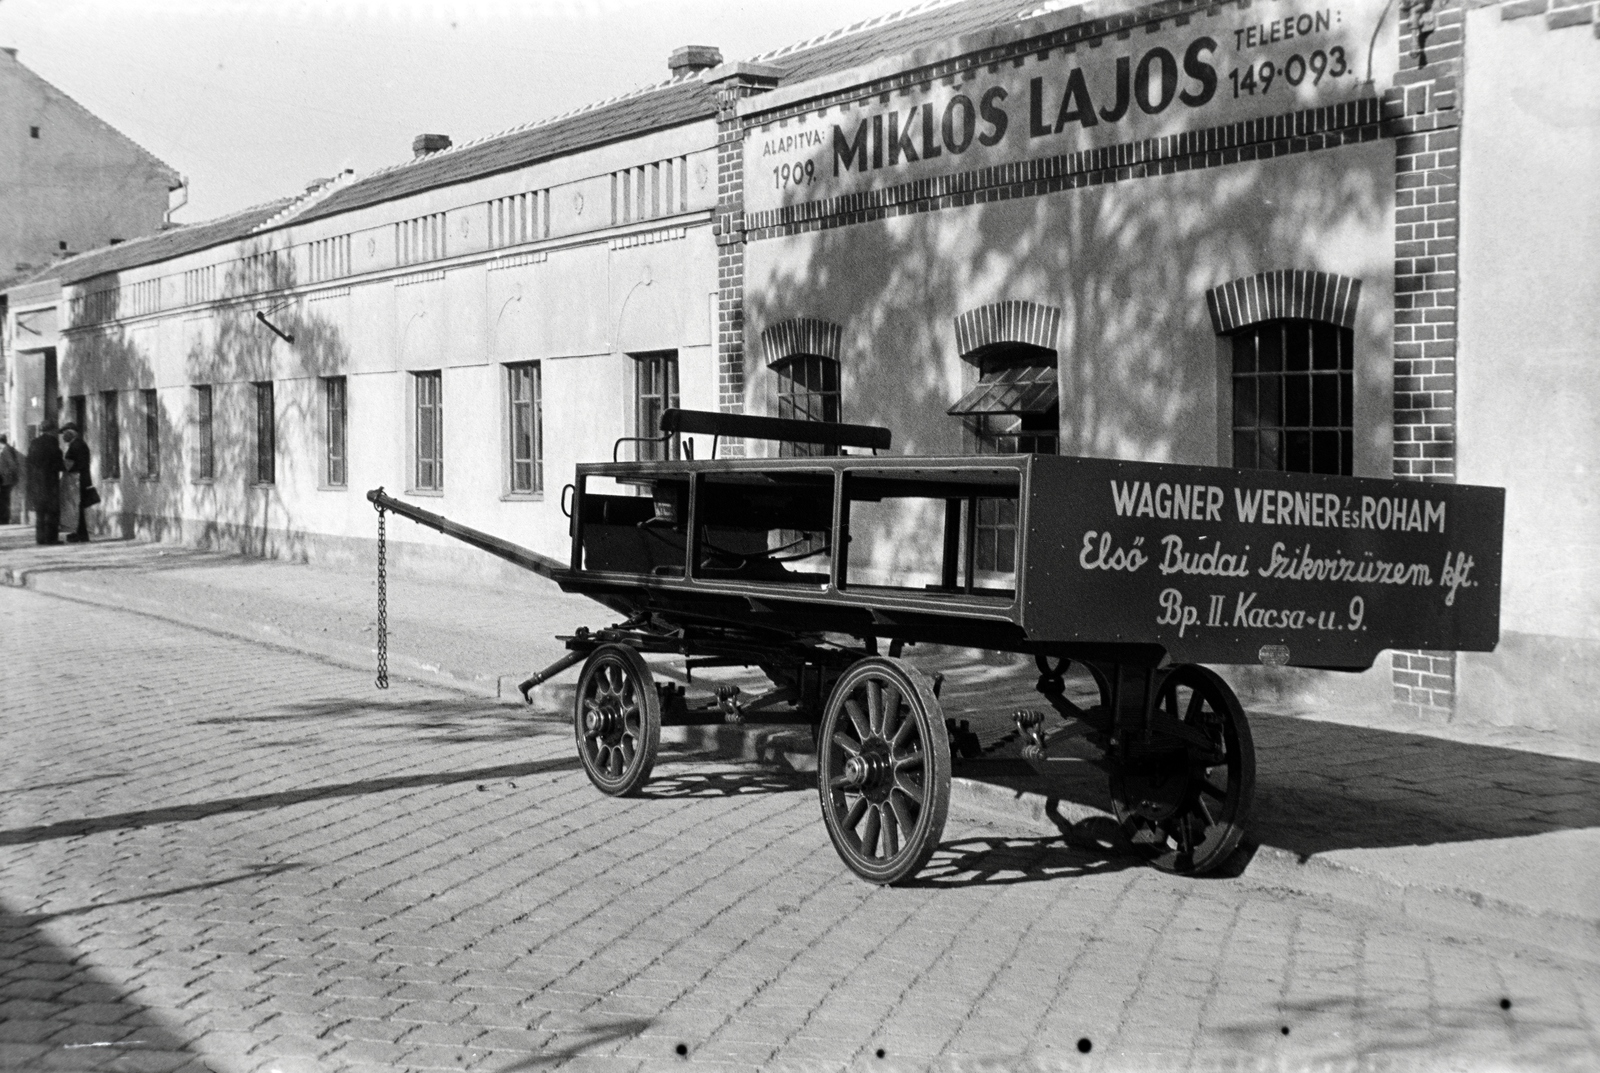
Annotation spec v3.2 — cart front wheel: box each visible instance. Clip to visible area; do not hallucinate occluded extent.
[1109,664,1255,875]
[574,644,661,796]
[818,657,951,885]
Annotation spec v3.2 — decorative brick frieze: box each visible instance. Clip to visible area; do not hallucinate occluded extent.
[746,98,1382,239]
[1205,271,1362,335]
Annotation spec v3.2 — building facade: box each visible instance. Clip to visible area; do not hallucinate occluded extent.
[41,0,1600,738]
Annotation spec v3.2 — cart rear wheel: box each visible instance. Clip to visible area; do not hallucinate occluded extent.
[818,657,951,885]
[1109,664,1254,875]
[574,644,661,796]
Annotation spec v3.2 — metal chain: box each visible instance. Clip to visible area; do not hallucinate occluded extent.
[375,498,389,690]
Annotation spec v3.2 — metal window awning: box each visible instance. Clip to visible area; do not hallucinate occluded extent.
[946,362,1058,416]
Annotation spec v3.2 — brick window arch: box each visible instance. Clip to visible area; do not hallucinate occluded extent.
[762,318,843,457]
[1207,271,1361,476]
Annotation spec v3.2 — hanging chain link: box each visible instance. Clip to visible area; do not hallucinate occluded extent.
[375,495,389,690]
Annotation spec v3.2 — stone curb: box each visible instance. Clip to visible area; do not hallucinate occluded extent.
[7,560,1595,952]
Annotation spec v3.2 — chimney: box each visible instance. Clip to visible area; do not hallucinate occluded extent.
[412,133,452,158]
[668,45,723,78]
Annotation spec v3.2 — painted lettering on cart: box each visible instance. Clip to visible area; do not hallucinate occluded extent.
[1109,480,1226,521]
[1232,488,1447,532]
[1158,588,1368,638]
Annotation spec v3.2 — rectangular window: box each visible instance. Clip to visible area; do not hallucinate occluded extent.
[1231,321,1353,476]
[413,370,443,490]
[254,381,275,484]
[193,385,214,481]
[141,389,159,479]
[507,363,542,494]
[100,391,120,479]
[633,351,679,461]
[323,377,347,487]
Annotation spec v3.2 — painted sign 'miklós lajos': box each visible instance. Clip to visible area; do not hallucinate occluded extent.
[1022,458,1503,669]
[746,0,1400,214]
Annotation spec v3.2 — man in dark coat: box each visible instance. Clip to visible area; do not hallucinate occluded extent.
[61,422,93,542]
[25,422,64,545]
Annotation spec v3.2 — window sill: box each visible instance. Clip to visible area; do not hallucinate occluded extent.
[406,488,445,497]
[251,482,276,490]
[318,483,348,492]
[191,478,215,486]
[501,491,544,503]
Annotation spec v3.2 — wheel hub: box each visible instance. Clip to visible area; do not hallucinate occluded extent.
[840,745,893,798]
[1120,756,1189,821]
[584,699,624,739]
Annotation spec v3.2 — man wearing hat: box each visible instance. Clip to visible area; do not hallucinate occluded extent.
[61,422,93,542]
[25,421,64,545]
[0,433,20,524]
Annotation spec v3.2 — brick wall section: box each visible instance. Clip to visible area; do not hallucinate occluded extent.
[1385,0,1466,721]
[711,75,777,456]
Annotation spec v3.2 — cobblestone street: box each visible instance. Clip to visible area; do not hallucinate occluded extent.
[2,584,1597,1072]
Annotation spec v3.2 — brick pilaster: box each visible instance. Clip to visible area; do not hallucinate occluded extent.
[707,64,780,456]
[1385,0,1465,719]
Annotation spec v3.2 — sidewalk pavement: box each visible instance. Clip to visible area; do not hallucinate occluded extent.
[4,526,1597,956]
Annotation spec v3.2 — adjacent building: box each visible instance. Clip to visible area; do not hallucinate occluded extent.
[33,0,1600,739]
[1,45,182,444]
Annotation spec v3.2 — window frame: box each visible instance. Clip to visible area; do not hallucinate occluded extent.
[100,390,120,480]
[411,370,444,493]
[321,376,347,489]
[140,389,159,481]
[252,381,276,485]
[192,384,214,482]
[1227,318,1354,477]
[632,351,680,462]
[505,362,543,498]
[772,353,842,458]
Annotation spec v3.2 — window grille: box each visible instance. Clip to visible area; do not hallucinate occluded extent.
[413,371,443,490]
[184,266,217,306]
[507,363,543,493]
[633,352,679,461]
[1231,320,1353,476]
[324,377,347,487]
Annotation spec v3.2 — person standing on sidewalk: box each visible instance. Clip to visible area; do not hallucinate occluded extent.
[25,422,64,545]
[61,423,93,543]
[0,434,20,524]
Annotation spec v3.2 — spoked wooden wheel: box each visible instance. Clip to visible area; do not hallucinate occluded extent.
[817,657,951,885]
[1109,664,1255,875]
[573,644,661,796]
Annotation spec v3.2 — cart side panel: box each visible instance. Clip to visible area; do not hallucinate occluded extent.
[1021,457,1504,668]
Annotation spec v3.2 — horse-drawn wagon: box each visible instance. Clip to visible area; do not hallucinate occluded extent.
[369,409,1503,885]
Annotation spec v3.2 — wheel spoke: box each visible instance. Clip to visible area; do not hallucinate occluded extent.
[831,731,863,757]
[1195,795,1217,828]
[891,714,915,749]
[892,752,923,772]
[866,680,883,735]
[1184,686,1205,724]
[1198,777,1227,802]
[845,697,871,741]
[881,804,900,858]
[888,790,917,841]
[621,736,636,768]
[880,686,902,744]
[842,795,869,832]
[892,771,924,806]
[861,807,881,857]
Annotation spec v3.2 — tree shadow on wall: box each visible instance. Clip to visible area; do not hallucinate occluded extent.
[745,139,1392,473]
[67,237,353,562]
